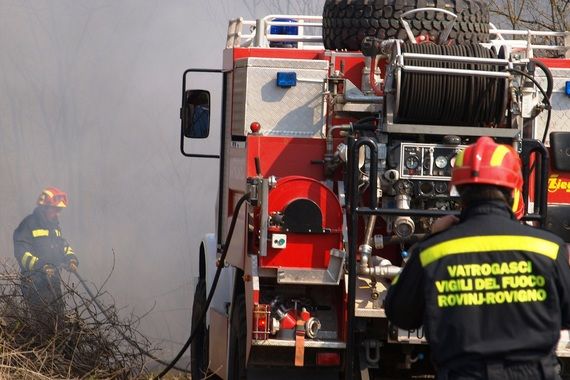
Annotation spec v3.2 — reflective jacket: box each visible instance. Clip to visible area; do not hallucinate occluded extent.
[13,207,77,272]
[384,201,570,370]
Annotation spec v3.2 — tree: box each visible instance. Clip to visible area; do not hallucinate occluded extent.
[489,0,570,57]
[489,0,570,31]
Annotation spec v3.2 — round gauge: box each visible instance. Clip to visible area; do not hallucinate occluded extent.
[435,155,448,169]
[434,181,448,194]
[405,155,420,170]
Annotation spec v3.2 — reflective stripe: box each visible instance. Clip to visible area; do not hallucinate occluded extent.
[21,252,32,268]
[512,188,520,213]
[455,149,465,168]
[420,235,559,267]
[55,229,61,237]
[32,229,49,237]
[65,246,74,255]
[21,252,39,270]
[490,145,510,166]
[391,274,400,285]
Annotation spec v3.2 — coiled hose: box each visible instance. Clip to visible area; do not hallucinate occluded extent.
[397,43,506,127]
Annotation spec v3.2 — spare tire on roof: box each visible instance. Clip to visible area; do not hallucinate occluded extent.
[322,0,490,51]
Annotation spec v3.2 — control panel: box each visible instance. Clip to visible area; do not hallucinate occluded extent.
[400,143,465,179]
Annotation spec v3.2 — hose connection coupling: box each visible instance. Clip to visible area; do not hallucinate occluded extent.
[305,317,321,339]
[394,217,415,239]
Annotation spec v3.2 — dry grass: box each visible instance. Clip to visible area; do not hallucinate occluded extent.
[0,259,174,379]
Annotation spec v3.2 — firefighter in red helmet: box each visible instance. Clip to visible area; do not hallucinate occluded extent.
[13,187,79,327]
[385,137,570,379]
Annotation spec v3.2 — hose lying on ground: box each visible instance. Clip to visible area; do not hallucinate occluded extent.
[153,192,251,379]
[72,270,191,373]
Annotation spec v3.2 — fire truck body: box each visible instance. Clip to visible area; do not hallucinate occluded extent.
[182,12,570,380]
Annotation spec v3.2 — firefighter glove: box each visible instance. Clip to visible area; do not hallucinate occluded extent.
[68,259,78,273]
[43,264,56,278]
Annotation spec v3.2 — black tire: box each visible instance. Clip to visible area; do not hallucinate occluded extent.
[190,279,208,380]
[228,294,247,380]
[322,0,490,51]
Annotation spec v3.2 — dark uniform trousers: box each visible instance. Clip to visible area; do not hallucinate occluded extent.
[20,271,65,328]
[438,355,561,380]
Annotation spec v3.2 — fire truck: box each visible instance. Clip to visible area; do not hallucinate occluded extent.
[179,2,570,379]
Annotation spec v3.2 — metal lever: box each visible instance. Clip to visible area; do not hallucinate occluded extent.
[399,7,458,45]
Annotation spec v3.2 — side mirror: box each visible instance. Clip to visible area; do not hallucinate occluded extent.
[550,132,570,172]
[181,89,210,139]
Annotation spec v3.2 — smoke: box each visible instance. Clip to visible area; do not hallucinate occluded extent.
[0,0,325,364]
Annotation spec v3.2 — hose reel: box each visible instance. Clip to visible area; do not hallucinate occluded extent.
[392,42,509,127]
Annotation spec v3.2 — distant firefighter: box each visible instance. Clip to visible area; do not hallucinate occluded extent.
[13,187,79,326]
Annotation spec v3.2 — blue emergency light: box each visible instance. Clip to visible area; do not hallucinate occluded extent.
[269,18,298,48]
[566,81,570,96]
[276,72,297,88]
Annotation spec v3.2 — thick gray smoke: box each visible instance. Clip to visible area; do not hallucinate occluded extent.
[0,0,324,363]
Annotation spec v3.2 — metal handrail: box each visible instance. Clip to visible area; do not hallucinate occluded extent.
[226,15,570,55]
[227,15,324,48]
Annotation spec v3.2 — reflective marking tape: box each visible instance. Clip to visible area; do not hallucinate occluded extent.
[21,252,32,268]
[30,257,38,270]
[420,235,559,267]
[490,145,510,166]
[455,149,465,168]
[32,229,49,237]
[21,252,39,270]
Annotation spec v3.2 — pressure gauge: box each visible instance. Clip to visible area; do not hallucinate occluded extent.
[405,155,420,170]
[434,181,448,194]
[435,155,448,169]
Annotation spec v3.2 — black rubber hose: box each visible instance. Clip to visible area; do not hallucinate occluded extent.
[352,116,379,131]
[153,192,250,379]
[508,68,552,143]
[398,43,502,126]
[530,58,554,100]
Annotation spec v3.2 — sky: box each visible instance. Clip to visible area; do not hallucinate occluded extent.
[0,0,324,367]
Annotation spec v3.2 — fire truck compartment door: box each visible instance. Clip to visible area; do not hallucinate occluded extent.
[232,57,327,137]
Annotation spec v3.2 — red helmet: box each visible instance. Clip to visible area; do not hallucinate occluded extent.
[37,187,68,208]
[452,137,524,218]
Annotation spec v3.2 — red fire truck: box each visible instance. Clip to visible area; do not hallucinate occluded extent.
[180,2,570,379]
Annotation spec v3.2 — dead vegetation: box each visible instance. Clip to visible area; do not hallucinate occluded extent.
[0,259,183,380]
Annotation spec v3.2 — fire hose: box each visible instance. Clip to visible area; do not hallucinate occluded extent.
[70,269,191,373]
[65,191,250,376]
[152,192,251,379]
[63,179,249,378]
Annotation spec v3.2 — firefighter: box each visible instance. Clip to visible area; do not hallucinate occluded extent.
[13,187,79,327]
[384,137,570,380]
